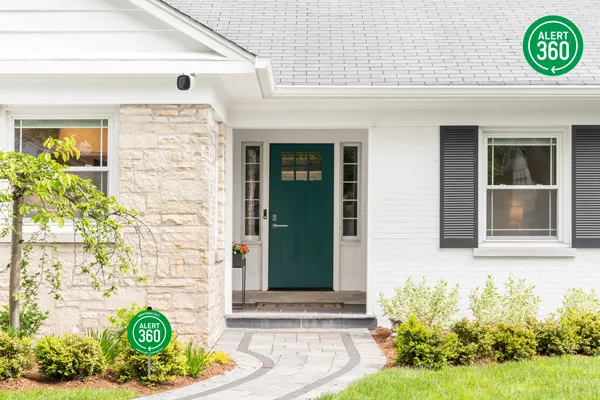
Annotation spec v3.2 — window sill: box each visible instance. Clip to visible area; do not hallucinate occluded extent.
[473,243,576,258]
[0,226,84,244]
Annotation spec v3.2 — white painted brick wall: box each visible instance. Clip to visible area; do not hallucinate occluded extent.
[370,126,600,325]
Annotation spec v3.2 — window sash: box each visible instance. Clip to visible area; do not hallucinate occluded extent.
[342,144,360,239]
[13,118,111,195]
[484,133,561,241]
[243,144,261,241]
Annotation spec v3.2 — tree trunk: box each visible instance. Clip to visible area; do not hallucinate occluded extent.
[9,196,23,330]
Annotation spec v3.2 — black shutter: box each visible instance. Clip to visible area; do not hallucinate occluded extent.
[440,126,478,248]
[572,126,600,248]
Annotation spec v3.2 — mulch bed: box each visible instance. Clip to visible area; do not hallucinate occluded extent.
[0,360,236,396]
[369,327,397,368]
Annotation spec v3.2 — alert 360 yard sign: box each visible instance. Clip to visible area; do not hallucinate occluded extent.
[127,309,172,355]
[523,16,583,76]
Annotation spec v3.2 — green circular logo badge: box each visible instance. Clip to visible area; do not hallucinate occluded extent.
[523,16,583,76]
[127,310,172,355]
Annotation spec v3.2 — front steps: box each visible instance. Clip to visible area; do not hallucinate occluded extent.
[225,313,377,329]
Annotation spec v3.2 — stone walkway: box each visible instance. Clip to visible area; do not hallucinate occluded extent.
[141,329,386,400]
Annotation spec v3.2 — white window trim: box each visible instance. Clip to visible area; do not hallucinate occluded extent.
[341,143,361,242]
[242,142,262,243]
[0,108,119,243]
[475,127,575,257]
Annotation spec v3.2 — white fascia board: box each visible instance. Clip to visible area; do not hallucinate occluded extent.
[129,0,255,62]
[0,60,254,75]
[269,85,600,99]
[255,57,276,98]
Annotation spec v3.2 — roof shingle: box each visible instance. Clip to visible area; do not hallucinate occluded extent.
[164,0,600,86]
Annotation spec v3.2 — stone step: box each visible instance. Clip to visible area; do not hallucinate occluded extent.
[225,313,377,329]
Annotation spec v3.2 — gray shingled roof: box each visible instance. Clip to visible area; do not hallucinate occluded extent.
[164,0,600,86]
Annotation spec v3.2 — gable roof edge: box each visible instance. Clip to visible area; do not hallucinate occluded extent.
[130,0,256,62]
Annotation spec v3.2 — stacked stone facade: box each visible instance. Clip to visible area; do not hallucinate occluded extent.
[0,104,226,346]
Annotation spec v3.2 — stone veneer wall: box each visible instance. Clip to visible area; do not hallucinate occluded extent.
[0,104,226,346]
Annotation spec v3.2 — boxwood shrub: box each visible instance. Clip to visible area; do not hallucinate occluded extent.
[0,330,32,379]
[35,334,105,380]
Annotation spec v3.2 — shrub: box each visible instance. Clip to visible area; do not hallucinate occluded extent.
[395,315,458,370]
[564,312,600,356]
[450,318,494,362]
[185,341,212,378]
[35,334,105,380]
[489,324,537,362]
[0,303,48,338]
[209,351,231,365]
[89,328,122,366]
[469,275,540,325]
[0,330,32,379]
[108,303,145,337]
[115,334,187,386]
[557,288,600,317]
[535,319,579,356]
[380,277,459,328]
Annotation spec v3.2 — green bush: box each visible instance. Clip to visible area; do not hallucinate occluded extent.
[115,334,187,386]
[108,303,146,337]
[380,277,459,328]
[469,275,540,325]
[450,318,495,363]
[489,324,537,362]
[185,341,212,378]
[557,288,600,317]
[89,328,122,366]
[395,315,458,370]
[565,312,600,356]
[535,319,579,356]
[0,303,48,338]
[0,330,32,379]
[35,334,105,380]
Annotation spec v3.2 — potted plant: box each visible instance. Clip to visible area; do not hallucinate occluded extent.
[232,242,250,268]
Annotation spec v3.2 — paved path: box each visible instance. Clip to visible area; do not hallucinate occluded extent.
[141,329,386,400]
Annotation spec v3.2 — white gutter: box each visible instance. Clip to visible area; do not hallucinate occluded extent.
[254,59,600,99]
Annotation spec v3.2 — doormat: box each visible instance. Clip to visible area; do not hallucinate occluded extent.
[254,302,345,310]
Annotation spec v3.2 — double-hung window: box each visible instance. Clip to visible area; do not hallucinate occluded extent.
[485,136,558,240]
[14,119,110,195]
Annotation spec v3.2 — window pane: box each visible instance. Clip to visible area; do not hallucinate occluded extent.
[246,165,260,181]
[486,189,557,237]
[343,147,358,163]
[70,171,108,195]
[20,119,106,128]
[309,152,322,165]
[309,166,322,181]
[246,146,260,163]
[245,219,259,236]
[296,152,308,165]
[343,219,358,236]
[282,152,294,165]
[343,201,357,218]
[17,126,107,168]
[245,200,260,218]
[343,183,358,200]
[282,166,294,181]
[488,142,555,185]
[296,167,307,181]
[245,182,260,200]
[344,165,358,181]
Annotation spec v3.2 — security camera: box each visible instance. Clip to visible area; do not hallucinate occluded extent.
[177,74,195,91]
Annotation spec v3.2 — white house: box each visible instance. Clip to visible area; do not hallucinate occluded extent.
[1,0,600,345]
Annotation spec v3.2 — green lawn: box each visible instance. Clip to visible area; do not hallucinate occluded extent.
[319,356,600,400]
[0,388,138,400]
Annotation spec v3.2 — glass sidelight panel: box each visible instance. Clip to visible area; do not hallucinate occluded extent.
[342,145,359,238]
[244,145,261,238]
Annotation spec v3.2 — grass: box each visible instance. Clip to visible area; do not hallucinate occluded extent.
[0,388,138,400]
[318,356,600,400]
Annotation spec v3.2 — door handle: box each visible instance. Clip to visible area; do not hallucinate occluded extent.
[272,224,288,229]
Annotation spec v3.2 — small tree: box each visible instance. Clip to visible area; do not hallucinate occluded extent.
[0,137,150,331]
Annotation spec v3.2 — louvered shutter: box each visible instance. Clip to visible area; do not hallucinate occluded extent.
[572,126,600,248]
[440,126,478,248]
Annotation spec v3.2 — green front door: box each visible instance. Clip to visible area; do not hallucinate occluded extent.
[269,144,334,289]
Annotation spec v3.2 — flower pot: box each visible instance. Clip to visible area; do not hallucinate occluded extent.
[232,252,246,268]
